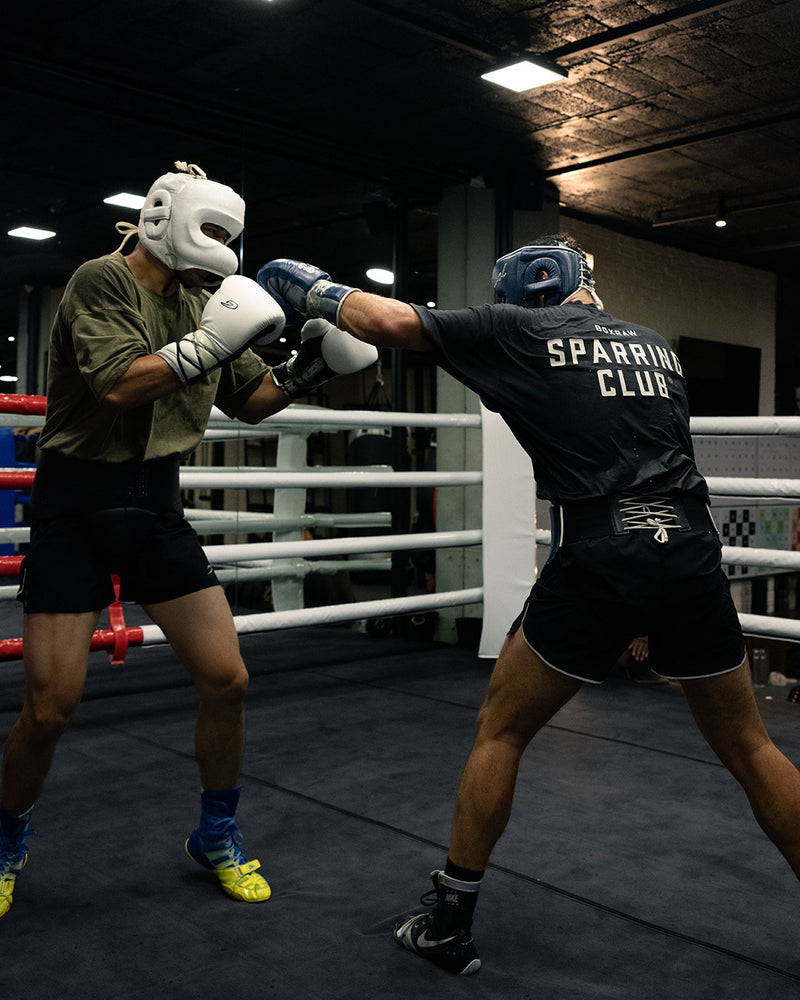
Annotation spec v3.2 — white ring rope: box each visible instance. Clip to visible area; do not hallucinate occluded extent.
[0,527,478,565]
[184,508,392,522]
[705,477,800,498]
[178,469,482,489]
[203,529,483,564]
[215,559,391,582]
[740,614,800,642]
[0,527,30,543]
[134,589,485,647]
[184,510,392,537]
[691,416,800,435]
[17,409,800,437]
[718,547,800,571]
[210,405,483,430]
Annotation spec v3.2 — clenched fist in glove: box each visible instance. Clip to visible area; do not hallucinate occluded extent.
[270,319,378,399]
[156,275,285,383]
[256,259,360,327]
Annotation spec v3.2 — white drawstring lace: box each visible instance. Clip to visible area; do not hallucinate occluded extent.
[618,497,686,543]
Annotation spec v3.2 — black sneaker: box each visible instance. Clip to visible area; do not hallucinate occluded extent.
[394,870,481,975]
[395,911,481,975]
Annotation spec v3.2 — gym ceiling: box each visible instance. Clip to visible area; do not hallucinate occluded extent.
[3,0,799,314]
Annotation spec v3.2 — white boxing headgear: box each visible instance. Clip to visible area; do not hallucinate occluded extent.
[138,162,245,279]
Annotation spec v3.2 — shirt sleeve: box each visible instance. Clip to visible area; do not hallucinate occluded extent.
[412,303,512,411]
[63,259,156,404]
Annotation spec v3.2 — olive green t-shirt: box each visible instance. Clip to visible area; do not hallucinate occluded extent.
[38,251,268,462]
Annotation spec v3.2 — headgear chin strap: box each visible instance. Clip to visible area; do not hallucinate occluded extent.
[137,162,245,280]
[492,241,603,309]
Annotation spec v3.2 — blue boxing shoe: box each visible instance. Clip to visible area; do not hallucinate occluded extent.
[185,788,270,903]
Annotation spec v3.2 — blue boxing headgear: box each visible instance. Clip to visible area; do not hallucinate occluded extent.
[491,238,602,309]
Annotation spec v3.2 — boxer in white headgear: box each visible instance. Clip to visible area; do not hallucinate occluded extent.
[0,159,378,922]
[137,161,245,282]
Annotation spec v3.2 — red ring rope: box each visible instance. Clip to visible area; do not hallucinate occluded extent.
[0,469,36,489]
[0,394,145,663]
[0,394,46,415]
[0,627,146,663]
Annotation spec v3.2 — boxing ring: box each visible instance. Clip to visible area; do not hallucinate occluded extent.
[3,394,800,999]
[2,396,800,660]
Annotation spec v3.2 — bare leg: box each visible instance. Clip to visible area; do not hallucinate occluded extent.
[681,662,800,878]
[144,586,249,789]
[2,612,99,814]
[448,631,583,871]
[147,587,271,903]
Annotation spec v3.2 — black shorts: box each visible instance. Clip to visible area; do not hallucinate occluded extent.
[17,510,219,613]
[510,495,745,684]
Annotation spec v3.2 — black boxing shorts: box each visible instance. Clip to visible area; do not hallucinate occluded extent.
[508,493,746,684]
[17,509,219,613]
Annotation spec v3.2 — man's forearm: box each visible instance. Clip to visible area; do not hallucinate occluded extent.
[337,292,432,352]
[101,354,181,411]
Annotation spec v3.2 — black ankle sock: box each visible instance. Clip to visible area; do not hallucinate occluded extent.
[444,858,485,884]
[431,860,484,938]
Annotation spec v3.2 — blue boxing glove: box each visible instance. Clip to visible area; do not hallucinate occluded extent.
[256,259,360,327]
[270,319,378,399]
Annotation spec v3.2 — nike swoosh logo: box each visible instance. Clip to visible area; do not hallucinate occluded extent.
[416,928,460,950]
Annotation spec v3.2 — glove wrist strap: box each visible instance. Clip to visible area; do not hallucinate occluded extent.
[306,279,359,325]
[271,360,327,400]
[270,362,301,399]
[156,333,224,384]
[270,337,332,399]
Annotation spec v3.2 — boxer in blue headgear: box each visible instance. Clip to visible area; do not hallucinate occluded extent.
[258,237,800,977]
[491,234,603,308]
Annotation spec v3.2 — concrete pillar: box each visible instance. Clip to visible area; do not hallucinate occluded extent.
[434,185,494,642]
[433,181,561,643]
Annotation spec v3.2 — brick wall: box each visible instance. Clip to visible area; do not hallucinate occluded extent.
[564,218,777,415]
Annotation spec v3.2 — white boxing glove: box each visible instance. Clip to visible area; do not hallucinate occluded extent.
[270,318,379,399]
[157,275,285,383]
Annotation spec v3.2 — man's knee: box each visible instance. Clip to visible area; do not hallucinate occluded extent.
[224,662,249,701]
[20,694,80,742]
[473,697,533,751]
[194,658,249,705]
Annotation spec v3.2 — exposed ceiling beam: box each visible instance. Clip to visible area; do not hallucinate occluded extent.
[546,106,800,177]
[545,0,745,59]
[345,0,747,69]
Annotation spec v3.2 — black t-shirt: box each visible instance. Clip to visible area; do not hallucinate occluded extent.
[414,301,707,504]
